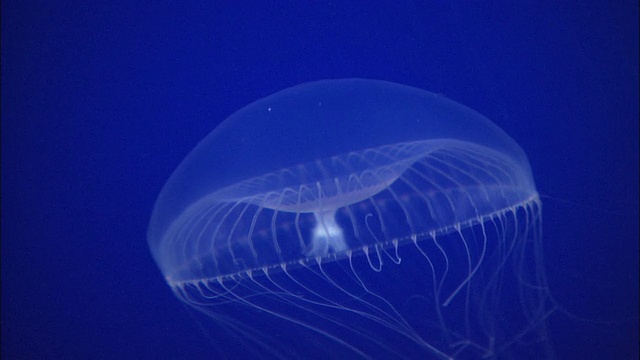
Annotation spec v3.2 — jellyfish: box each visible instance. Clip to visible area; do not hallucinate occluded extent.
[148,79,554,359]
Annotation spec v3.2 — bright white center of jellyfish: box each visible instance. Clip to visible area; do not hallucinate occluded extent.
[306,209,345,257]
[293,167,408,257]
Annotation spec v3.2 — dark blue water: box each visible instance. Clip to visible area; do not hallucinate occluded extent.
[2,1,638,359]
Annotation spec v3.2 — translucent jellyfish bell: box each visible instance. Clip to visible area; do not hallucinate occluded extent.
[148,79,552,359]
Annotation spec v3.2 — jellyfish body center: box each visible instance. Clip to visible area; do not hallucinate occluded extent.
[307,210,345,257]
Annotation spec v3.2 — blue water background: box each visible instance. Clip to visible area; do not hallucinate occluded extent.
[2,1,638,359]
